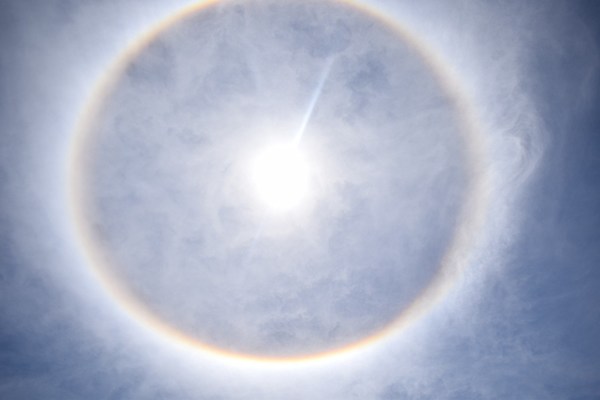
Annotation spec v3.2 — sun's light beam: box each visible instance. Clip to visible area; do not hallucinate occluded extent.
[293,58,335,146]
[250,59,332,213]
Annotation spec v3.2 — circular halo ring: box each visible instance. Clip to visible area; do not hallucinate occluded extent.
[69,0,489,365]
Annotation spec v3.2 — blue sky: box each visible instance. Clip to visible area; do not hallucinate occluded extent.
[1,0,599,399]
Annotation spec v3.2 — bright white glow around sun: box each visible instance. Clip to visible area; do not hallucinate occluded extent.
[252,144,310,212]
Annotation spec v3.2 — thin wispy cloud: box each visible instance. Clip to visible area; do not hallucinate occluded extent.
[1,0,599,399]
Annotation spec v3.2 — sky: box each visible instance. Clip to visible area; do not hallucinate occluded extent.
[1,0,599,399]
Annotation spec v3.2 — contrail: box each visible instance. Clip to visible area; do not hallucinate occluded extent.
[293,57,335,146]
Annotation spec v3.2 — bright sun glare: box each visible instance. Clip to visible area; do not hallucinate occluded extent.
[252,144,310,212]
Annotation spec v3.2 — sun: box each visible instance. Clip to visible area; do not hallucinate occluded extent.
[251,144,310,212]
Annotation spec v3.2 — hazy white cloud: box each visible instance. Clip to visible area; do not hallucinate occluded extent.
[1,0,599,399]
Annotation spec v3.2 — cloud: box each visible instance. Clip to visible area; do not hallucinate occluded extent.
[1,0,599,399]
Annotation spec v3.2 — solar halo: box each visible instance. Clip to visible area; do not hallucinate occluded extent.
[69,0,489,365]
